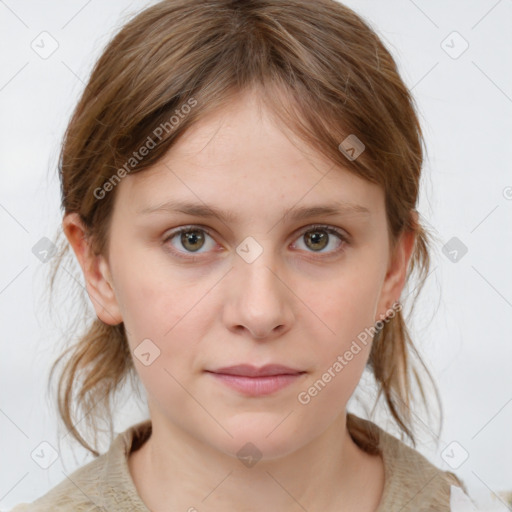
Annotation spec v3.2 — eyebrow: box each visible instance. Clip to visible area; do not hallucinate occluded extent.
[138,200,371,223]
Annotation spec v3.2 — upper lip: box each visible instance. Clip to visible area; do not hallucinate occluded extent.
[207,364,305,377]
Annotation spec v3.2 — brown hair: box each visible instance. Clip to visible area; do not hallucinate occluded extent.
[48,0,442,457]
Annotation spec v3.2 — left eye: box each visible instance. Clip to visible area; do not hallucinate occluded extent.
[163,224,347,259]
[292,225,347,254]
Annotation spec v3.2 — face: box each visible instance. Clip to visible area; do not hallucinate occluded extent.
[64,88,413,460]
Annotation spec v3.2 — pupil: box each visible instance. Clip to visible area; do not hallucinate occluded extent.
[307,230,328,251]
[182,230,204,252]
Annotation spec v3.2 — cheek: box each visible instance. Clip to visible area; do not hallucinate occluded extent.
[110,247,218,365]
[119,278,205,417]
[110,244,198,335]
[297,263,382,398]
[313,266,382,344]
[294,335,371,439]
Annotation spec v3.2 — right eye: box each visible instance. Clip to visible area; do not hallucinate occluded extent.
[163,226,219,259]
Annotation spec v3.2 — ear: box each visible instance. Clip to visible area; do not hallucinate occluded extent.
[62,212,123,325]
[374,212,417,323]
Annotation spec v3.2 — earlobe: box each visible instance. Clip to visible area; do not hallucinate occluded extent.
[62,213,123,326]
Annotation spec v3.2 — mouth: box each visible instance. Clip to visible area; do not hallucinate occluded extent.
[205,364,307,396]
[208,364,305,377]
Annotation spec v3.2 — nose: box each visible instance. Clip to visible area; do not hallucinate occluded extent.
[222,249,295,340]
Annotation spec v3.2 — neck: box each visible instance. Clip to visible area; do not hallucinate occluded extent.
[128,409,384,512]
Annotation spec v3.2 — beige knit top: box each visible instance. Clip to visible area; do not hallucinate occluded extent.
[9,413,475,511]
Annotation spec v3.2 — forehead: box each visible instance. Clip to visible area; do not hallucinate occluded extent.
[115,89,384,220]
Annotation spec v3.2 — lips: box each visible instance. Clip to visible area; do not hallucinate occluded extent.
[205,364,306,396]
[207,364,305,377]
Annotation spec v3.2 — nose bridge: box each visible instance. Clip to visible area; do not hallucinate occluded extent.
[226,235,293,337]
[240,257,280,303]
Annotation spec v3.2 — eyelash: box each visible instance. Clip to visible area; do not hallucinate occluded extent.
[162,224,350,261]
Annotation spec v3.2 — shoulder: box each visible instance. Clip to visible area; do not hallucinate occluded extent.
[8,420,152,512]
[346,413,474,512]
[8,451,109,512]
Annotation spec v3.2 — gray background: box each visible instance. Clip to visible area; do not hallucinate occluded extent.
[1,1,511,510]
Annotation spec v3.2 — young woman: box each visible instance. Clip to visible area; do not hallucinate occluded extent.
[11,0,477,510]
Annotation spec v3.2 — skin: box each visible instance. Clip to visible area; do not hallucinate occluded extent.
[63,87,415,512]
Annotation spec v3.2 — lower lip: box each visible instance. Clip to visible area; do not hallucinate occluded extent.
[207,372,305,396]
